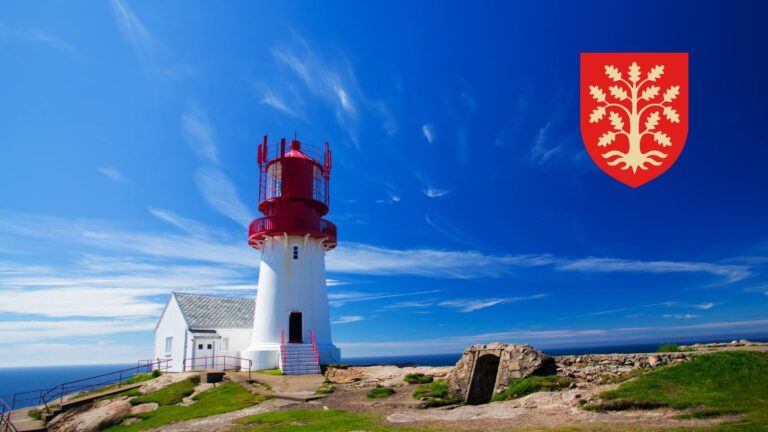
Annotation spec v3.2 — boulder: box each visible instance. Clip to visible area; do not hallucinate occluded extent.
[129,402,158,415]
[445,343,554,401]
[48,397,132,432]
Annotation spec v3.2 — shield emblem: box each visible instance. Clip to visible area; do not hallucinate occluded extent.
[580,53,688,187]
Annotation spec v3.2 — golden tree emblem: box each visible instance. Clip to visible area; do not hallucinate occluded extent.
[588,62,681,173]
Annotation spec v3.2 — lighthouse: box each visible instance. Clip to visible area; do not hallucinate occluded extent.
[241,136,341,373]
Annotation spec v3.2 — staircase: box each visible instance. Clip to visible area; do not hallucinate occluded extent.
[279,329,321,375]
[281,343,321,374]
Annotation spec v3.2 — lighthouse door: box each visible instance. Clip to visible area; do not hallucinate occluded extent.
[289,312,303,343]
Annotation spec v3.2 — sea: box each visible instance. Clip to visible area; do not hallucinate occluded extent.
[2,335,765,409]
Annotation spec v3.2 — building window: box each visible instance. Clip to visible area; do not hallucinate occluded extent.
[198,344,203,350]
[207,344,212,349]
[292,245,299,260]
[222,337,229,351]
[164,337,173,356]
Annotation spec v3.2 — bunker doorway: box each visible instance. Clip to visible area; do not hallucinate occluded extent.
[467,353,500,405]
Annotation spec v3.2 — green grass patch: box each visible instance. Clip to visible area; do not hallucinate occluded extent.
[105,382,265,432]
[234,409,430,431]
[656,343,694,353]
[584,351,768,430]
[403,373,433,384]
[73,372,156,398]
[411,380,461,408]
[315,383,335,394]
[27,408,42,420]
[492,375,572,401]
[366,385,395,399]
[129,378,197,406]
[96,388,142,402]
[254,368,282,376]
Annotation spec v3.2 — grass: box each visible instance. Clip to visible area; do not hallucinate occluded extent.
[403,373,433,384]
[366,385,395,399]
[411,380,461,408]
[73,372,157,398]
[105,382,265,432]
[254,368,282,376]
[492,375,572,401]
[656,343,695,353]
[27,408,43,420]
[234,409,431,431]
[583,351,768,430]
[315,383,335,394]
[129,378,197,406]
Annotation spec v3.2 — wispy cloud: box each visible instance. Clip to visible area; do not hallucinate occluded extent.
[0,24,76,53]
[0,320,155,343]
[423,187,451,198]
[338,318,768,357]
[439,298,504,312]
[258,84,303,119]
[194,168,254,228]
[329,289,440,307]
[332,315,365,324]
[180,104,255,228]
[110,0,152,57]
[558,258,750,284]
[181,106,219,164]
[98,167,127,183]
[422,124,435,143]
[662,313,700,319]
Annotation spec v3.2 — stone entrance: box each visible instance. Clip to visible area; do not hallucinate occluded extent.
[466,353,500,404]
[446,343,555,403]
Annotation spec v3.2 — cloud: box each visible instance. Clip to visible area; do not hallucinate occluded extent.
[328,289,440,307]
[98,167,127,183]
[0,23,76,53]
[337,319,768,357]
[194,168,254,228]
[559,258,750,284]
[694,302,715,310]
[423,187,451,198]
[422,124,435,143]
[181,106,219,164]
[662,313,700,319]
[0,342,152,367]
[438,293,548,313]
[0,319,155,343]
[439,298,504,312]
[110,0,152,57]
[332,315,365,324]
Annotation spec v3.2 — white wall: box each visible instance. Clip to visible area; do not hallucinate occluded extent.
[243,234,340,369]
[153,296,188,372]
[216,328,252,356]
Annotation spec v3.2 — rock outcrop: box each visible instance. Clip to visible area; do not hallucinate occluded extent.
[48,397,132,432]
[445,343,554,401]
[554,352,697,384]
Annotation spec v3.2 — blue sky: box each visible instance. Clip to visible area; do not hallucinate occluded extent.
[1,0,767,366]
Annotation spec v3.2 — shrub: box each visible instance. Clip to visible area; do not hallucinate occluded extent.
[403,373,433,384]
[315,383,335,395]
[411,380,461,408]
[366,385,395,399]
[656,343,693,353]
[492,375,572,401]
[151,369,162,378]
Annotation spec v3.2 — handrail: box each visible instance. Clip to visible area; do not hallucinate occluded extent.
[309,329,321,374]
[182,355,251,380]
[0,396,18,432]
[3,358,172,412]
[280,330,287,372]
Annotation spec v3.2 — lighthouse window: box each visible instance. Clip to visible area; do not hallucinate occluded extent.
[292,245,299,260]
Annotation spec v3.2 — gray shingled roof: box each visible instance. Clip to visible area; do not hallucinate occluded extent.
[174,292,254,328]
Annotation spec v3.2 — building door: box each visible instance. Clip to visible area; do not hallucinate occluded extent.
[192,339,216,369]
[289,312,303,343]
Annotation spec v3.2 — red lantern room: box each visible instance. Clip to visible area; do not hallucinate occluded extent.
[248,136,337,250]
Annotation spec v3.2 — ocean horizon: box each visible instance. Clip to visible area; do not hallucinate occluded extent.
[2,335,766,409]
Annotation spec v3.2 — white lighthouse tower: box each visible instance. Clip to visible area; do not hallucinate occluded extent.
[241,136,341,373]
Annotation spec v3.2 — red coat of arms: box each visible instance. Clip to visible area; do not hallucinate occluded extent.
[580,53,688,187]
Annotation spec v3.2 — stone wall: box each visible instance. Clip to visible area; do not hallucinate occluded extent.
[554,352,697,384]
[445,343,554,400]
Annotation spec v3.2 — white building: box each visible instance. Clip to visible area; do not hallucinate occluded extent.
[153,292,254,372]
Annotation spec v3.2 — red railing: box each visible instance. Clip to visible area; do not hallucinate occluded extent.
[3,359,172,413]
[280,330,287,372]
[248,216,337,249]
[182,356,251,380]
[310,329,321,374]
[0,397,17,432]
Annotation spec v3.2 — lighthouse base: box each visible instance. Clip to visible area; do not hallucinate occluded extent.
[240,342,341,371]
